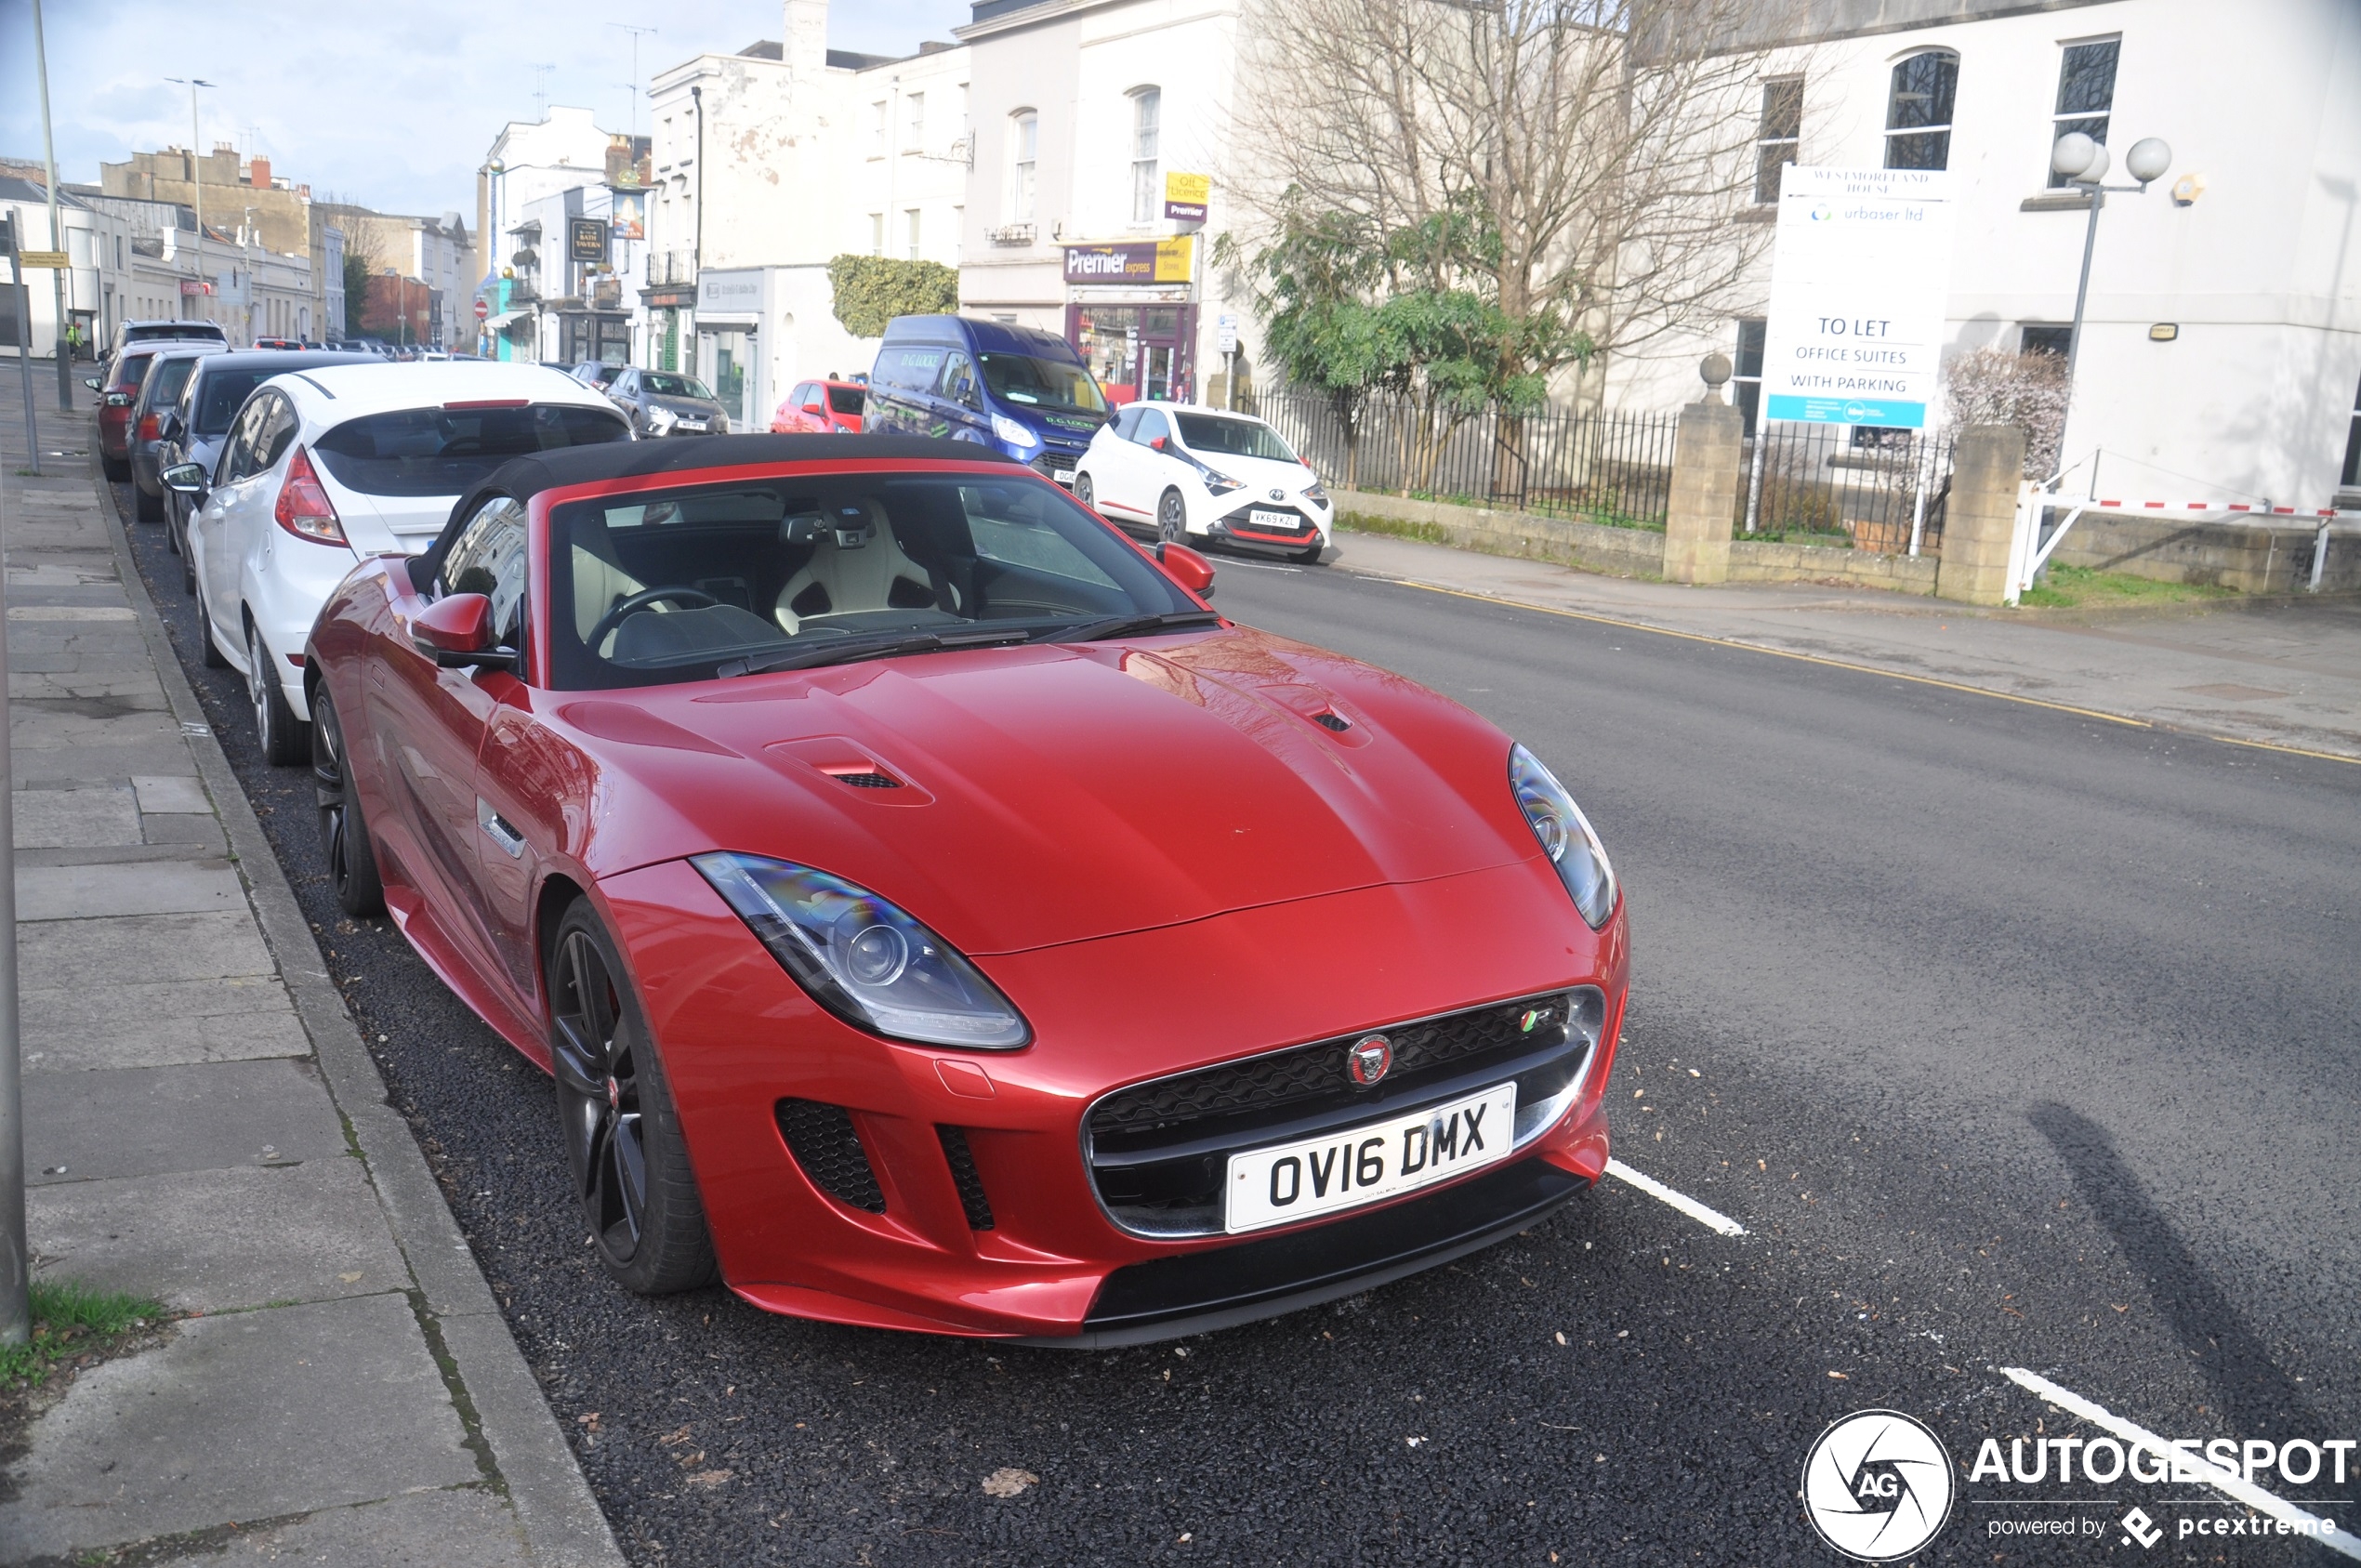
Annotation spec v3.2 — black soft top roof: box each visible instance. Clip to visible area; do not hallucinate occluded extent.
[431,434,1029,561]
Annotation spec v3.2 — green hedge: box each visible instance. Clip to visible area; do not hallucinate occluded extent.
[825,255,959,338]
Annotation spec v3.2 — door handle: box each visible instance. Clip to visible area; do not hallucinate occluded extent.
[477,797,526,858]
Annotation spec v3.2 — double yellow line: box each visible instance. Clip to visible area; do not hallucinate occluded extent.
[1381,575,2361,769]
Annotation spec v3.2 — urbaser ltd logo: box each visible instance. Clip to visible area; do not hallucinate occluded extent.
[1802,1409,1956,1561]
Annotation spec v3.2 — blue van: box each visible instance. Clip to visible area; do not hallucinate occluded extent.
[864,316,1110,486]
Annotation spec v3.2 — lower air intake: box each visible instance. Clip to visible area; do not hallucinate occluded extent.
[775,1099,887,1213]
[936,1127,996,1231]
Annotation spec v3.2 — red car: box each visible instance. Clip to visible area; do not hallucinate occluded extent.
[304,434,1626,1343]
[93,346,170,479]
[771,378,865,434]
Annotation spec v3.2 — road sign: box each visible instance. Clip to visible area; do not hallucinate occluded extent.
[1217,312,1238,354]
[1760,167,1956,429]
[15,252,67,270]
[474,297,490,321]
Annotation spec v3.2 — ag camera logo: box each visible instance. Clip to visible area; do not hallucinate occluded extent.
[1802,1410,1956,1561]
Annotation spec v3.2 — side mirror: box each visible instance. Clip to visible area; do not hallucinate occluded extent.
[412,593,516,671]
[162,462,208,497]
[82,376,100,391]
[1154,541,1217,599]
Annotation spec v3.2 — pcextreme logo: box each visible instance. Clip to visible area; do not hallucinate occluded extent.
[1801,1410,1957,1561]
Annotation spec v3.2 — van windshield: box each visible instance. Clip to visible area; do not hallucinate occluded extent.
[978,353,1108,416]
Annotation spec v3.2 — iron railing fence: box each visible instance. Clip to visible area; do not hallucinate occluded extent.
[1741,425,1958,556]
[1254,389,1682,530]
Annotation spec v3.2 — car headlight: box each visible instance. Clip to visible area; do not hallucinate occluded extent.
[647,405,677,432]
[1203,469,1244,496]
[990,412,1035,448]
[692,852,1031,1049]
[1509,744,1617,929]
[1304,482,1330,507]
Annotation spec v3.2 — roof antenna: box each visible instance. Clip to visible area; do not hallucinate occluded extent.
[530,62,557,121]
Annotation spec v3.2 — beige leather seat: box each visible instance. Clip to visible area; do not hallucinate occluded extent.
[772,498,939,633]
[572,521,648,652]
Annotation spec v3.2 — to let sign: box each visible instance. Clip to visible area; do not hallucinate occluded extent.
[1163,172,1210,223]
[568,217,610,265]
[1761,167,1956,429]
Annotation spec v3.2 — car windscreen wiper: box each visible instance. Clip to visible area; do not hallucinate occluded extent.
[1043,610,1223,644]
[721,625,1036,678]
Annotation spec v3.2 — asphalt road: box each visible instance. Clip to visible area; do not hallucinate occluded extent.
[112,485,2359,1566]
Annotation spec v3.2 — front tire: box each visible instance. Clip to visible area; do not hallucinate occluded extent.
[1073,470,1096,509]
[135,481,163,522]
[248,619,306,765]
[311,688,384,917]
[1157,488,1187,544]
[547,902,718,1295]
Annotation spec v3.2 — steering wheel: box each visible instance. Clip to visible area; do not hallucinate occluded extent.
[587,586,719,650]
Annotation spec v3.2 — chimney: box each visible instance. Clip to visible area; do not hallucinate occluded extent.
[783,0,828,89]
[249,155,271,190]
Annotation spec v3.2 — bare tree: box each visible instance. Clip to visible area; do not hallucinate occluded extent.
[1235,0,1803,491]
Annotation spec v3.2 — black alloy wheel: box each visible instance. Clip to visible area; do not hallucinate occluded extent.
[1157,488,1187,544]
[310,688,384,917]
[1073,470,1096,509]
[248,619,308,766]
[547,903,717,1295]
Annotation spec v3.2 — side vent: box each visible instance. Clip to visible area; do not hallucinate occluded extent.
[775,1099,887,1212]
[1311,711,1352,733]
[936,1126,996,1231]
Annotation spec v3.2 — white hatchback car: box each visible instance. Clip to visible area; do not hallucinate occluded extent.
[169,362,630,763]
[1074,402,1333,561]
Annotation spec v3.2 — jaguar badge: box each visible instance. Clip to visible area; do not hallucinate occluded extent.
[1348,1034,1392,1087]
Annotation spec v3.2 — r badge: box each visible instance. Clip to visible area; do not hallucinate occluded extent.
[1347,1034,1392,1087]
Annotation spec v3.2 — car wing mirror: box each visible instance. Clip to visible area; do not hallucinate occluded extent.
[1154,541,1217,600]
[161,462,208,497]
[412,592,517,672]
[82,376,101,391]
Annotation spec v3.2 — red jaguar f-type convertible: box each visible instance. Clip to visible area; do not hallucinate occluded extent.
[305,435,1627,1344]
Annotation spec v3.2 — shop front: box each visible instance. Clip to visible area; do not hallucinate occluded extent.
[1062,239,1195,406]
[641,282,694,374]
[693,268,766,431]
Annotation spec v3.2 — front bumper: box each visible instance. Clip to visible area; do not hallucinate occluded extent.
[1207,499,1331,555]
[600,853,1627,1341]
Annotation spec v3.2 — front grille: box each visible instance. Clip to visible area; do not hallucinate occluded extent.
[937,1127,996,1231]
[1031,454,1080,482]
[1220,506,1310,535]
[1086,991,1602,1238]
[776,1099,886,1213]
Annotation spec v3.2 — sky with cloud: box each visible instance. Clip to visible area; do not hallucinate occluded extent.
[0,0,970,219]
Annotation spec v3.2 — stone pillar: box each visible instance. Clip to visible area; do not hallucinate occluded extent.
[1935,423,2027,605]
[1661,398,1743,585]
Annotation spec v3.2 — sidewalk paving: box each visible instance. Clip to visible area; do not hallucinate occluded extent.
[0,373,624,1565]
[1322,529,2361,761]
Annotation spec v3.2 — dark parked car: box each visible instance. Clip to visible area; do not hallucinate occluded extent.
[90,346,173,480]
[154,349,376,591]
[605,365,730,437]
[569,361,627,391]
[127,345,224,521]
[101,317,228,365]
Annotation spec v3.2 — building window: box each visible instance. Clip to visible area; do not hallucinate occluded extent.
[1753,78,1802,204]
[870,100,889,157]
[1009,111,1038,222]
[1733,318,1765,437]
[869,213,884,257]
[2049,37,2118,187]
[1884,51,1958,170]
[1130,88,1161,225]
[906,92,925,151]
[905,208,921,261]
[2021,323,2073,359]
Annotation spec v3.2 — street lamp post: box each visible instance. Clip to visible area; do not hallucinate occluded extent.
[165,78,217,330]
[2047,131,2172,494]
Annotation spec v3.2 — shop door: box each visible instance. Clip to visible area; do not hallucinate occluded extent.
[706,329,752,428]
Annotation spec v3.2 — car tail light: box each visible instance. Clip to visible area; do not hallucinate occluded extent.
[137,414,160,441]
[274,446,347,546]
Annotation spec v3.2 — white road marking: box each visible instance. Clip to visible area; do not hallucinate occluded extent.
[1603,1158,1748,1237]
[2001,1367,2361,1560]
[1211,558,1302,573]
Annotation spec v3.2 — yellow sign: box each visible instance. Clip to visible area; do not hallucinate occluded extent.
[16,251,69,270]
[1153,236,1195,283]
[1163,172,1210,221]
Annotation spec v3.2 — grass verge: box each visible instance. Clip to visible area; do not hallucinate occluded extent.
[0,1279,166,1390]
[1337,510,1452,546]
[2019,564,2239,610]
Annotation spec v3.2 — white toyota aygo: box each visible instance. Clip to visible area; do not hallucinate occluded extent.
[1074,402,1334,562]
[168,362,631,762]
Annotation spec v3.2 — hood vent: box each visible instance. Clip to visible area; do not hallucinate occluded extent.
[824,766,904,789]
[1311,711,1352,733]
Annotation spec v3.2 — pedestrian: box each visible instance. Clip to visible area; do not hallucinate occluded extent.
[65,320,85,360]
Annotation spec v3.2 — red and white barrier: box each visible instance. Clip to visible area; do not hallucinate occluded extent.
[2091,499,2341,518]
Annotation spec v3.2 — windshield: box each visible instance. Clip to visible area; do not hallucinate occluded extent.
[544,471,1200,690]
[640,372,715,401]
[192,370,272,434]
[144,355,204,409]
[826,385,865,415]
[109,353,158,392]
[1174,414,1299,464]
[313,404,629,497]
[978,353,1108,415]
